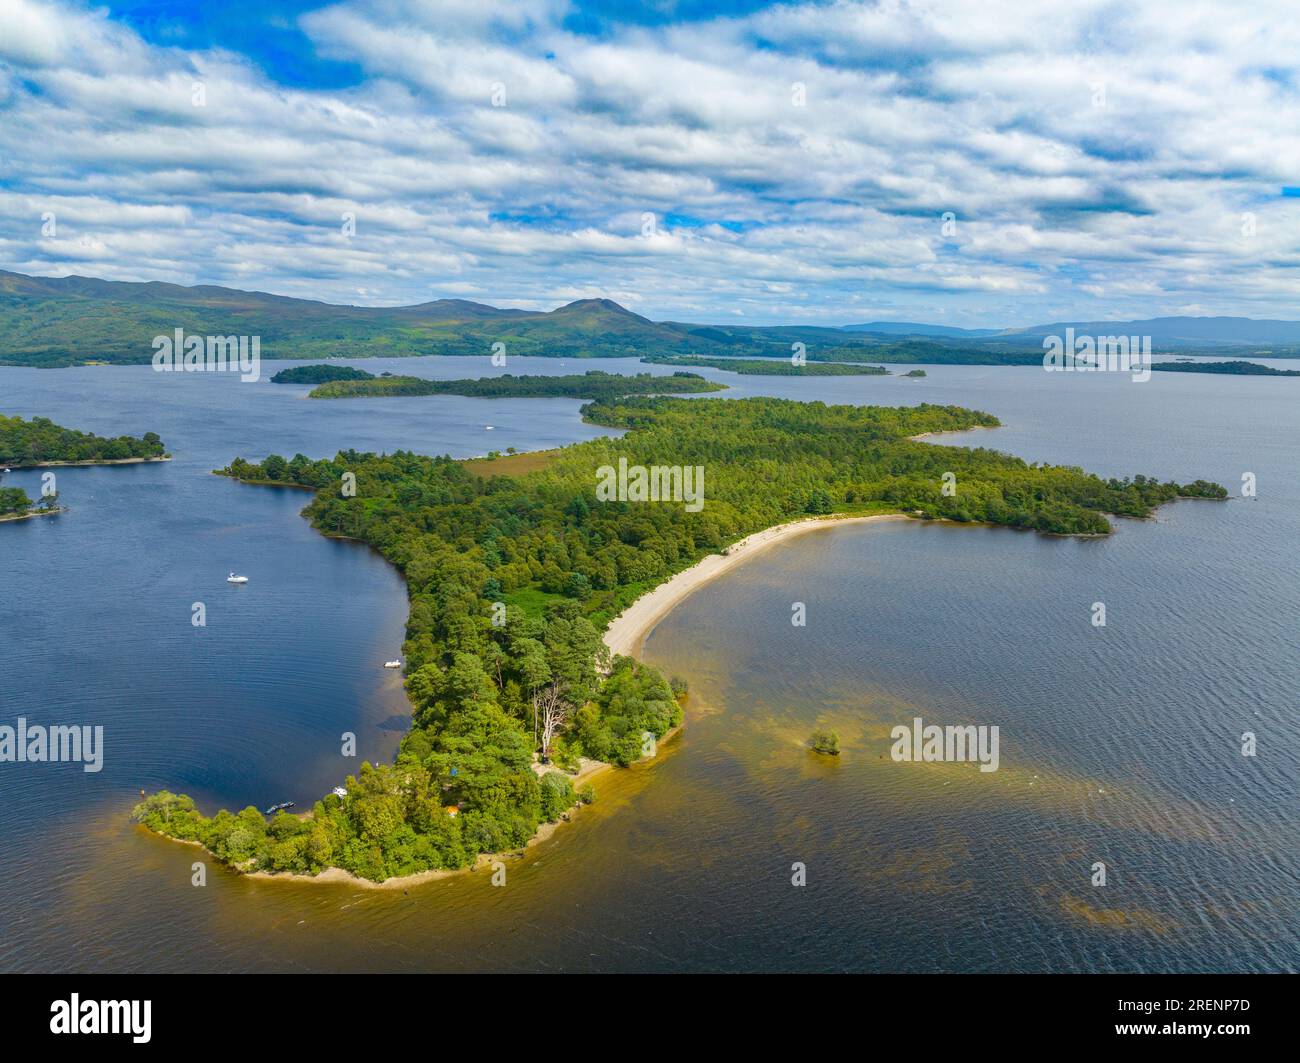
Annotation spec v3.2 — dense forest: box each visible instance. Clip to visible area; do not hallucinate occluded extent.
[640,355,889,375]
[307,370,726,399]
[0,414,166,466]
[271,364,376,384]
[137,396,1224,882]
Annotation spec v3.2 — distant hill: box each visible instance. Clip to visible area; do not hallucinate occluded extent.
[843,316,1300,348]
[839,322,1002,338]
[1004,317,1300,347]
[4,268,1300,366]
[0,269,700,366]
[0,269,946,366]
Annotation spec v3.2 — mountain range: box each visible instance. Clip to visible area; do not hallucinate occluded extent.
[3,269,1298,367]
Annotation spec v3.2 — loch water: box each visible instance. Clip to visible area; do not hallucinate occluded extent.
[0,357,1295,971]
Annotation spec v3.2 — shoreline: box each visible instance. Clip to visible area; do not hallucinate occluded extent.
[215,471,318,491]
[602,513,912,660]
[908,424,1000,443]
[1,455,171,469]
[0,506,64,523]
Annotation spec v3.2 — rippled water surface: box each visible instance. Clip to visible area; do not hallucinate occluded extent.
[0,358,1295,971]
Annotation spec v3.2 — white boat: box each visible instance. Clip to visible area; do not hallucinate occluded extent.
[384,659,402,669]
[484,425,494,430]
[331,786,348,799]
[226,572,249,584]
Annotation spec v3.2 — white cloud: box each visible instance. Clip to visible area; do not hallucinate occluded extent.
[0,0,1298,324]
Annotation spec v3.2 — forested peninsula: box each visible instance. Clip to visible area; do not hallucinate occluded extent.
[307,370,726,400]
[0,414,167,467]
[135,396,1225,883]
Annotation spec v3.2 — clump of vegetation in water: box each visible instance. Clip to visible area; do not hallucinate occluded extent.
[904,369,927,377]
[809,731,841,756]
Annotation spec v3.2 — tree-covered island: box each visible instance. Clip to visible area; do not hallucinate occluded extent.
[307,370,726,400]
[1150,360,1300,376]
[136,396,1225,883]
[640,355,889,376]
[270,364,377,384]
[0,484,60,522]
[0,414,167,467]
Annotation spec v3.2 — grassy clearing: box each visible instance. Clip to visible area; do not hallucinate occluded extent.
[462,449,562,478]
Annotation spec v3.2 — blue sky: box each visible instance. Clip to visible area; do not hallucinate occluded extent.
[102,1,369,88]
[1,0,1297,326]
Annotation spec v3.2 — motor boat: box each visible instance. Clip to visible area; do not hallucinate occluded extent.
[227,573,249,584]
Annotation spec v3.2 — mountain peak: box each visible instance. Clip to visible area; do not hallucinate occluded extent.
[553,298,649,321]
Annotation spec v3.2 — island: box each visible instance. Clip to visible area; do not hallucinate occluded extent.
[306,369,727,400]
[640,355,889,376]
[0,414,168,468]
[135,395,1225,884]
[1150,360,1300,376]
[0,485,60,522]
[904,369,927,378]
[270,364,376,384]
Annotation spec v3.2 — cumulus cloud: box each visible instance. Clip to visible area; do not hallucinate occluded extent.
[0,0,1297,324]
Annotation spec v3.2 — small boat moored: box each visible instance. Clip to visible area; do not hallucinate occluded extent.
[262,801,295,816]
[384,659,402,669]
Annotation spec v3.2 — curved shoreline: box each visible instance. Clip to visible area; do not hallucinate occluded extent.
[602,513,912,659]
[156,733,683,891]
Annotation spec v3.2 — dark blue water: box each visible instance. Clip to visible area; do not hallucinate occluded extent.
[0,357,1295,971]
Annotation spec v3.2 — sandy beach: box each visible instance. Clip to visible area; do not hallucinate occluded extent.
[602,513,911,660]
[0,507,63,523]
[908,424,1000,443]
[2,455,172,469]
[149,514,897,891]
